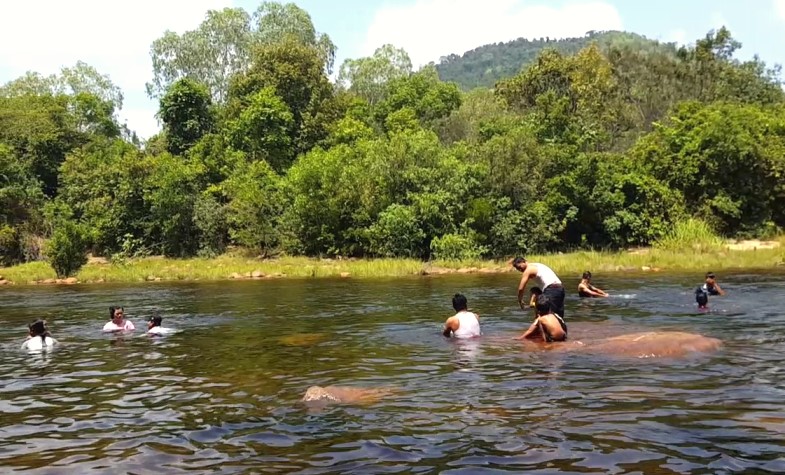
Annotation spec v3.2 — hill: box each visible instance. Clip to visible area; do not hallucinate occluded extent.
[434,30,676,90]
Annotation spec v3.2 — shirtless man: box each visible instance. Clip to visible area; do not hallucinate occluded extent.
[512,257,566,320]
[515,295,567,342]
[443,293,481,339]
[578,271,609,298]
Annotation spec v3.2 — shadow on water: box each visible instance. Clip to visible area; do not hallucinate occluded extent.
[1,271,785,473]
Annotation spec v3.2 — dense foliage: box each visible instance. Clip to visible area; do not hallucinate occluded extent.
[1,2,783,268]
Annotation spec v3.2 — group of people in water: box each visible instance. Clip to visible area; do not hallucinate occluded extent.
[442,256,725,343]
[20,306,174,351]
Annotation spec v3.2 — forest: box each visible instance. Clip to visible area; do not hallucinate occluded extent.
[1,1,784,277]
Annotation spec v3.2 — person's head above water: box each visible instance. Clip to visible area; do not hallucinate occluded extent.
[29,320,48,339]
[582,271,592,280]
[452,293,468,312]
[512,257,527,272]
[534,294,551,317]
[148,315,162,328]
[705,272,716,284]
[109,306,125,322]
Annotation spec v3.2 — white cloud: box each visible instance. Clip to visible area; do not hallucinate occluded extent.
[362,0,624,68]
[0,0,231,139]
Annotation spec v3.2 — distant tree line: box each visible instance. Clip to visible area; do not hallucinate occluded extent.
[1,1,783,271]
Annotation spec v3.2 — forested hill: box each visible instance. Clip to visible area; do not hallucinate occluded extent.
[435,31,673,89]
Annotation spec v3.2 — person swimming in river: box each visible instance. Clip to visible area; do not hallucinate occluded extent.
[515,295,567,342]
[578,271,609,298]
[21,319,58,351]
[443,293,481,339]
[701,272,725,296]
[103,306,135,332]
[147,314,175,335]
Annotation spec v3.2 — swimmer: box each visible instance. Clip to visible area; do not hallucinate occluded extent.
[103,306,135,332]
[21,320,58,351]
[515,294,568,342]
[147,314,174,335]
[578,271,609,298]
[701,272,725,296]
[512,257,566,320]
[443,293,481,338]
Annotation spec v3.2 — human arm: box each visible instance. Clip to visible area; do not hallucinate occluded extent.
[585,284,609,297]
[517,267,534,309]
[514,319,543,341]
[124,320,135,331]
[443,316,458,338]
[714,283,725,296]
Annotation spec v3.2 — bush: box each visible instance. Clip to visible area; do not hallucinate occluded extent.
[46,221,89,278]
[655,218,724,253]
[367,204,425,257]
[430,232,486,260]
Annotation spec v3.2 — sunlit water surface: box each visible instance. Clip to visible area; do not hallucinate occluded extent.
[1,272,784,474]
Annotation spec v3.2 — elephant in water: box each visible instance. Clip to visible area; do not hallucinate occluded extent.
[302,385,395,406]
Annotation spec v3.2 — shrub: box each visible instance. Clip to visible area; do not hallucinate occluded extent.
[46,221,89,278]
[430,232,486,260]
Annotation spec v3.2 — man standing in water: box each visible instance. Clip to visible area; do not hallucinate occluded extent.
[512,257,566,320]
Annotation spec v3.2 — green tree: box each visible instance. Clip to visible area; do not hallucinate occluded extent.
[338,44,412,105]
[47,220,89,278]
[159,78,215,156]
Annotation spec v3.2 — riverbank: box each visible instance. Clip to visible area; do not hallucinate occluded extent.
[0,239,782,286]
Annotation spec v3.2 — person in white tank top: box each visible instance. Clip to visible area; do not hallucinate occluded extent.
[443,293,481,339]
[21,320,58,351]
[512,257,567,321]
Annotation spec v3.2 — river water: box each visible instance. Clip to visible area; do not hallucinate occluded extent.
[1,271,784,474]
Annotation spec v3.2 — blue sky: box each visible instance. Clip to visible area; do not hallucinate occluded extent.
[1,0,784,139]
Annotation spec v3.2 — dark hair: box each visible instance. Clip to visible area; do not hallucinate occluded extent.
[452,293,468,312]
[29,320,49,342]
[149,315,162,327]
[582,271,592,280]
[109,306,124,320]
[512,257,526,268]
[530,287,543,295]
[705,272,716,279]
[535,294,551,316]
[695,289,708,307]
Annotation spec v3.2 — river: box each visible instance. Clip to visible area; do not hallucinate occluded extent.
[1,271,784,474]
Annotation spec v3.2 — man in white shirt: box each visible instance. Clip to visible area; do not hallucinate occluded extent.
[443,293,481,339]
[512,257,567,324]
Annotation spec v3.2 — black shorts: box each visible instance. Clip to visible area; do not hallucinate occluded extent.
[544,284,566,324]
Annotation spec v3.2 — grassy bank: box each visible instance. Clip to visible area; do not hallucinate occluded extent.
[1,237,784,286]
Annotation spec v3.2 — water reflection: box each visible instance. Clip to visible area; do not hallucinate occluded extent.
[0,272,784,473]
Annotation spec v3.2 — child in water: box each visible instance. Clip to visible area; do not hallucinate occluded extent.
[103,306,135,332]
[695,288,709,310]
[515,295,568,342]
[21,320,58,351]
[147,314,175,335]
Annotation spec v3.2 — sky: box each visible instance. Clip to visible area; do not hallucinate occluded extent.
[1,0,784,140]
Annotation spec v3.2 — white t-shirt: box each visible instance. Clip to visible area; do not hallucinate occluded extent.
[453,311,481,338]
[147,327,175,335]
[532,263,562,289]
[103,320,135,332]
[22,336,57,351]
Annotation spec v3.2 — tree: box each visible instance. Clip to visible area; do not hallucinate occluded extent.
[159,78,215,156]
[226,87,293,170]
[228,38,336,157]
[252,1,336,74]
[338,44,412,105]
[47,220,89,278]
[146,2,336,102]
[375,67,462,131]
